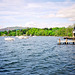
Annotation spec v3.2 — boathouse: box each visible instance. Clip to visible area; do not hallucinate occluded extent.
[73,26,75,37]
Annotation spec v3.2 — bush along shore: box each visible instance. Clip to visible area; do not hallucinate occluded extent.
[0,27,73,37]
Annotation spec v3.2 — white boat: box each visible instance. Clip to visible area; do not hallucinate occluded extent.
[33,36,36,37]
[18,36,24,39]
[5,37,15,41]
[24,36,29,39]
[18,36,29,39]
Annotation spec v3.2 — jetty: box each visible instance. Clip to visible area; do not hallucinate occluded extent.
[58,39,75,45]
[58,26,75,45]
[64,37,75,40]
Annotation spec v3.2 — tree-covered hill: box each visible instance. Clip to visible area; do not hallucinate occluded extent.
[0,27,73,37]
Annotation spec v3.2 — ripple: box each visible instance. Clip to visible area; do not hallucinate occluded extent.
[0,67,5,69]
[4,61,19,67]
[0,36,75,75]
[0,69,10,72]
[27,49,31,50]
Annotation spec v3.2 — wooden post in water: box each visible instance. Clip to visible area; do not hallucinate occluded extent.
[66,38,68,44]
[59,39,61,44]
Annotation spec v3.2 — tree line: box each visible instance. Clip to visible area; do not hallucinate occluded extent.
[0,27,73,37]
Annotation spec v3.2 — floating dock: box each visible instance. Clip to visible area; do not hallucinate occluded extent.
[58,39,75,45]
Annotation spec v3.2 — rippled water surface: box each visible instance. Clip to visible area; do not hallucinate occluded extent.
[0,36,75,75]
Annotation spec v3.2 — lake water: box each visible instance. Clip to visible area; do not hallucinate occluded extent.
[0,36,75,75]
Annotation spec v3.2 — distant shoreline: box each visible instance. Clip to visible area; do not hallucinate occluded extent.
[0,27,73,37]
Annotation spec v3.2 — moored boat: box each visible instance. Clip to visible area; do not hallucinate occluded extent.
[5,37,15,41]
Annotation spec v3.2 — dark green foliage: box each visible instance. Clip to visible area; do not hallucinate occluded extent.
[0,32,2,36]
[0,27,73,37]
[43,28,49,30]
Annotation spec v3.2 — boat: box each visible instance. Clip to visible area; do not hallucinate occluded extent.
[5,37,15,41]
[18,36,28,39]
[24,36,29,39]
[18,36,25,39]
[32,36,36,37]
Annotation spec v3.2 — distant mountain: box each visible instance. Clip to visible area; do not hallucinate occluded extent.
[0,26,28,31]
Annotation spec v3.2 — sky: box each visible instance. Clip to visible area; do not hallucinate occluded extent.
[0,0,75,29]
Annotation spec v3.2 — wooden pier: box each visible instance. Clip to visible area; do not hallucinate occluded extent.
[58,39,75,45]
[64,37,75,40]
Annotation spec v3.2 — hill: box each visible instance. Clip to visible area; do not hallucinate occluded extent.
[0,26,28,31]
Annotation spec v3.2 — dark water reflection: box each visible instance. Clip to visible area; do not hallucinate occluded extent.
[0,36,75,75]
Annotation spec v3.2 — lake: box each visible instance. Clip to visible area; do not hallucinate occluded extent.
[0,36,75,75]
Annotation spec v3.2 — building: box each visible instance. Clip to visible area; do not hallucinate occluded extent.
[73,26,75,37]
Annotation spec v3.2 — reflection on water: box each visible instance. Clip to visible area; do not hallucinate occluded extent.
[0,36,75,75]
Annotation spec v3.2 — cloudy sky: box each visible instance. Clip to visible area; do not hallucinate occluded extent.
[0,0,75,28]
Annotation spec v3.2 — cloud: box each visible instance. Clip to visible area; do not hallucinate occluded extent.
[56,4,75,21]
[69,18,75,21]
[0,11,20,15]
[25,21,37,27]
[50,22,73,27]
[25,21,50,28]
[24,21,73,28]
[41,14,56,18]
[42,4,75,21]
[0,0,75,28]
[0,25,3,29]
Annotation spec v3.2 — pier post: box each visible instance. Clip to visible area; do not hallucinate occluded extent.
[59,39,61,44]
[66,38,68,44]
